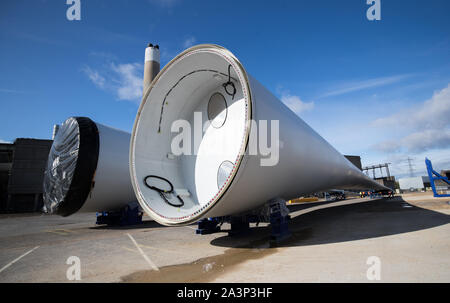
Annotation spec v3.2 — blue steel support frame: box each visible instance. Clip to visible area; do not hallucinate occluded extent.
[425,158,450,198]
[195,203,291,243]
[96,202,143,226]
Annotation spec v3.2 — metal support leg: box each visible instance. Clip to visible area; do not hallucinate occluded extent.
[268,198,291,243]
[426,158,450,198]
[194,198,291,242]
[228,216,250,236]
[96,202,143,226]
[196,218,221,235]
[33,194,40,212]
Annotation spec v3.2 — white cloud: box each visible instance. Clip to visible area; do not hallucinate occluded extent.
[83,62,143,102]
[0,139,11,144]
[0,88,26,94]
[373,83,450,129]
[320,74,413,98]
[82,66,106,89]
[281,94,314,115]
[183,36,196,49]
[110,63,143,101]
[373,83,450,153]
[402,129,450,152]
[372,139,401,154]
[374,129,450,153]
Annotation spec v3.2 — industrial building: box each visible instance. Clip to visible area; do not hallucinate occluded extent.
[359,162,397,191]
[344,155,362,171]
[374,176,396,190]
[398,176,431,192]
[0,138,52,213]
[0,143,14,211]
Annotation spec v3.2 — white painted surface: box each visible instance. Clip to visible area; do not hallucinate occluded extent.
[126,233,159,271]
[0,246,39,274]
[78,123,137,212]
[145,47,160,63]
[399,177,425,190]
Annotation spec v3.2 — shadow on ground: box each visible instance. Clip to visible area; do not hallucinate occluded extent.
[89,218,161,230]
[210,197,450,249]
[121,197,450,282]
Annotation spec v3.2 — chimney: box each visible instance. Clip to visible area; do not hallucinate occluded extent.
[143,43,160,96]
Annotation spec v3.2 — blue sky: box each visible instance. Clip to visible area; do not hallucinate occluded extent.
[1,0,449,178]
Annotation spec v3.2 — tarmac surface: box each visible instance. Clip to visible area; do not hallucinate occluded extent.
[0,192,449,282]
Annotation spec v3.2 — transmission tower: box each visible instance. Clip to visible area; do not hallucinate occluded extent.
[407,157,415,177]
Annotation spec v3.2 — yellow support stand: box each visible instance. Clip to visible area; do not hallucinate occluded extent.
[288,197,319,204]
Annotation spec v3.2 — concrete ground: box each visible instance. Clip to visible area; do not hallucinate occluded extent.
[0,193,449,282]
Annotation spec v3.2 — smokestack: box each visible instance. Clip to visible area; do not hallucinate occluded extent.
[143,43,160,96]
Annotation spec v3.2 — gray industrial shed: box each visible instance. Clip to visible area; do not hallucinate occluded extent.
[1,138,52,213]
